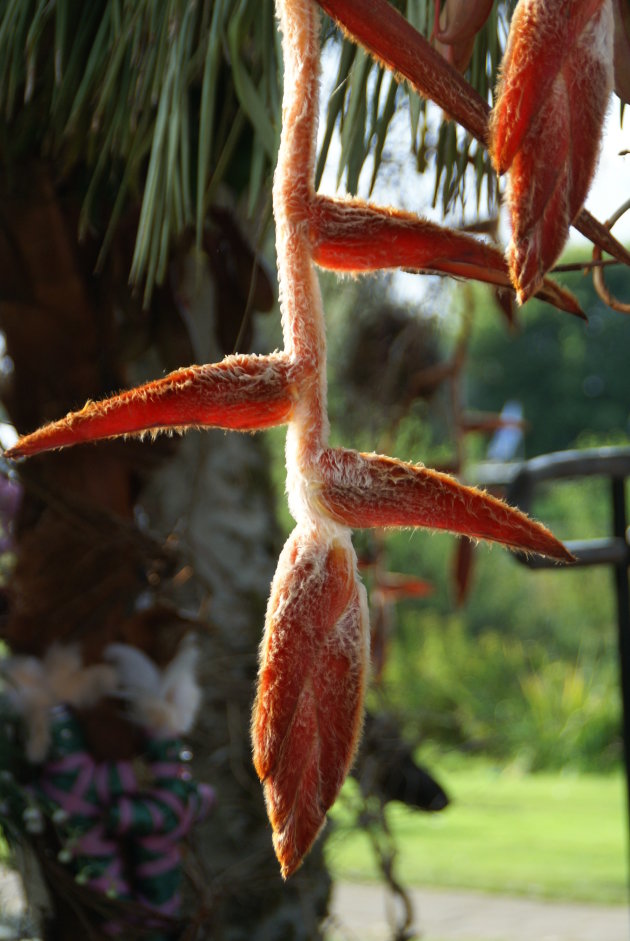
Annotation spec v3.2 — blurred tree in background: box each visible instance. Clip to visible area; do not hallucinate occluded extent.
[469,261,630,456]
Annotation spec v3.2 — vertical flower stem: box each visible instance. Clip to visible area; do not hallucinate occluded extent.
[275,0,331,523]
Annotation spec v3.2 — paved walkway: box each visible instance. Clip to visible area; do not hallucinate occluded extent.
[330,883,629,941]
[2,866,629,940]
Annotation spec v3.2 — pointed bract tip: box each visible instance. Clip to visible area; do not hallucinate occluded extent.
[315,448,575,564]
[252,529,369,877]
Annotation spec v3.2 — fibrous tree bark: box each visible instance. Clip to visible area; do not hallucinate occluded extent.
[0,166,330,938]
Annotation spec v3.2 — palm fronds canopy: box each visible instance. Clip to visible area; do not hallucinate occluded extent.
[0,0,518,300]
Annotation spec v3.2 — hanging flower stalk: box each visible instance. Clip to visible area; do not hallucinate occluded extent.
[7,0,575,877]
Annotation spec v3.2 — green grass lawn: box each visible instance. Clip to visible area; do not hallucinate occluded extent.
[326,759,629,904]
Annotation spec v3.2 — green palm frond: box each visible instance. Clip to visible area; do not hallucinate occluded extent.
[317,1,517,216]
[0,1,516,301]
[0,0,281,303]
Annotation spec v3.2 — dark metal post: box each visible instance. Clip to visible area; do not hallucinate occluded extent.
[611,476,630,893]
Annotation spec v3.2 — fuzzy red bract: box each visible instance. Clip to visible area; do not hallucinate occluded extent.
[252,528,368,877]
[309,194,522,278]
[373,572,433,601]
[315,448,573,561]
[433,0,494,46]
[490,0,609,174]
[309,195,584,316]
[490,0,614,302]
[6,355,296,458]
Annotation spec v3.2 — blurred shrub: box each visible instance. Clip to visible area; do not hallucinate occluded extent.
[383,613,622,772]
[516,659,621,771]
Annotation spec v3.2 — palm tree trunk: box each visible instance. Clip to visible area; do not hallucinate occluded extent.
[0,163,330,940]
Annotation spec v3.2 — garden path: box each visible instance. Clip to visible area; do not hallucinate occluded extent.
[330,881,629,941]
[0,866,627,940]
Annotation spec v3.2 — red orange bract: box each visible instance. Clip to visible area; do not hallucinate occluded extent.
[252,527,368,877]
[490,0,614,302]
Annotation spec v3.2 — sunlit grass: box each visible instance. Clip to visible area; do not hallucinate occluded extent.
[326,759,628,904]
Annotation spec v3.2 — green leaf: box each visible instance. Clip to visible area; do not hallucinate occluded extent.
[369,74,398,195]
[227,0,276,159]
[338,46,371,192]
[315,38,356,190]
